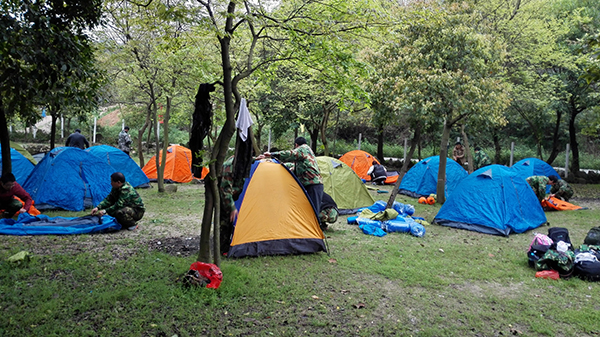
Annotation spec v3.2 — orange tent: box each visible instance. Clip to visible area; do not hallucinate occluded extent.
[339,150,379,181]
[142,145,204,183]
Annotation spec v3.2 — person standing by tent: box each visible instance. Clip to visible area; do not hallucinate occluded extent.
[526,175,550,203]
[319,192,338,231]
[367,160,387,185]
[452,142,465,166]
[118,126,132,156]
[65,129,90,149]
[473,147,491,170]
[219,155,245,254]
[257,137,324,212]
[91,172,145,230]
[548,175,574,201]
[0,173,33,218]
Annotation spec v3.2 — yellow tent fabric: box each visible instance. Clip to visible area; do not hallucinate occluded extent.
[228,160,326,258]
[142,145,195,183]
[339,150,379,181]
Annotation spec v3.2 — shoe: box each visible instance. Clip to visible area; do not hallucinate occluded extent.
[127,225,138,231]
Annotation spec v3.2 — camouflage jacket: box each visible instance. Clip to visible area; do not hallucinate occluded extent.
[473,150,491,170]
[526,176,550,201]
[272,144,322,186]
[98,182,145,214]
[550,179,574,198]
[220,156,244,213]
[118,130,132,152]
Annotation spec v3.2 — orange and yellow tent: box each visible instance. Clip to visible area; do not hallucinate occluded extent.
[339,150,379,181]
[142,145,204,183]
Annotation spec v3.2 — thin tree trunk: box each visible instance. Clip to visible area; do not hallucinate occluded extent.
[137,104,152,168]
[568,105,580,173]
[437,120,452,204]
[50,112,58,150]
[0,106,12,175]
[460,125,473,173]
[376,124,384,163]
[545,110,563,165]
[387,126,420,208]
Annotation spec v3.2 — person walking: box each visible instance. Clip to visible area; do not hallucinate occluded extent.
[118,126,133,156]
[65,129,90,149]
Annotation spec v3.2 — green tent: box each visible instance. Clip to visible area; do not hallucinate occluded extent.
[316,156,375,212]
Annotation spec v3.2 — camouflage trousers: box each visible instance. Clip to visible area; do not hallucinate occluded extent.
[0,198,23,218]
[107,207,144,228]
[319,207,338,224]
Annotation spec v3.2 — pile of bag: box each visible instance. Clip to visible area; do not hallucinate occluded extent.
[527,226,600,281]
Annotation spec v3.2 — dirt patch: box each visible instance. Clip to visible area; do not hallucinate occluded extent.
[147,237,200,257]
[98,107,123,127]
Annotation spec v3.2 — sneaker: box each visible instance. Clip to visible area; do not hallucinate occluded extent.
[127,225,138,231]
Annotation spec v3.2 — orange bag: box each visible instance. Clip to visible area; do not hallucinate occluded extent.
[535,270,559,280]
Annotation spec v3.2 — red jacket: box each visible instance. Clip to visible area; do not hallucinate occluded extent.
[0,182,33,211]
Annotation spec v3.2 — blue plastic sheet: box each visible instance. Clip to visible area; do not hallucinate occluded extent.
[0,213,121,236]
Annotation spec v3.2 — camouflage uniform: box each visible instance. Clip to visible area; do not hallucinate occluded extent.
[118,130,132,156]
[97,182,145,228]
[473,150,491,170]
[319,207,338,224]
[526,176,550,202]
[272,144,324,214]
[550,179,574,201]
[452,145,465,166]
[219,156,244,254]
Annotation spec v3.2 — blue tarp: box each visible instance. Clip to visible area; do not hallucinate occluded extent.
[399,156,468,199]
[434,165,547,236]
[0,148,34,185]
[22,147,116,211]
[0,213,121,235]
[511,157,560,193]
[86,145,150,188]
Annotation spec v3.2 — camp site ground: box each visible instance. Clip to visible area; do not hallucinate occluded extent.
[2,181,600,336]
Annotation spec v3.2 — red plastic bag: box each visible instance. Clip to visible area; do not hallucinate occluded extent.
[535,270,560,280]
[189,262,223,289]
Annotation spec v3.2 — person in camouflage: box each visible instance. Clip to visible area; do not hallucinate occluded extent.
[118,126,132,156]
[91,172,145,230]
[258,137,324,213]
[548,175,574,201]
[219,156,245,254]
[473,147,491,170]
[452,142,465,166]
[526,175,550,203]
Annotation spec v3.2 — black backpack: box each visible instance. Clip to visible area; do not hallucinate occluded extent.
[548,227,572,248]
[584,227,600,246]
[528,244,551,268]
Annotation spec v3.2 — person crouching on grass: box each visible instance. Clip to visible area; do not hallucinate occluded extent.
[91,172,145,231]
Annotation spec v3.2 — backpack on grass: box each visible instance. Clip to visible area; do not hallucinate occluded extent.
[548,227,571,248]
[527,233,553,268]
[584,227,600,246]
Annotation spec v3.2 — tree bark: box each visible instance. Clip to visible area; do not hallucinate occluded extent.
[460,124,473,173]
[568,98,581,173]
[386,126,420,208]
[0,106,12,175]
[545,110,563,165]
[436,120,452,204]
[137,103,152,168]
[376,124,384,163]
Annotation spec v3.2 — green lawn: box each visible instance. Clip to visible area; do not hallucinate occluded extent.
[1,183,599,336]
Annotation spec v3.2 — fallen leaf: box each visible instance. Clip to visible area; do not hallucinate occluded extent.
[275,300,285,304]
[311,295,319,299]
[354,303,366,309]
[328,258,337,263]
[439,248,444,253]
[488,253,495,257]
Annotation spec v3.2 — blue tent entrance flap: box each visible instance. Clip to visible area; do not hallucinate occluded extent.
[86,145,150,188]
[399,156,467,198]
[433,165,547,236]
[228,160,326,258]
[23,147,116,211]
[0,213,121,235]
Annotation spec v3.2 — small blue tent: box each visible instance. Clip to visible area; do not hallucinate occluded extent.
[86,145,150,188]
[0,148,34,185]
[434,165,547,236]
[23,147,116,211]
[512,157,560,193]
[398,156,468,198]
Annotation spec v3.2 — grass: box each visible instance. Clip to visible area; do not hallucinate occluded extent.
[1,183,600,336]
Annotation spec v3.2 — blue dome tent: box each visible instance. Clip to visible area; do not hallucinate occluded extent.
[86,145,150,188]
[22,147,116,211]
[0,148,34,185]
[511,157,560,193]
[434,165,547,236]
[398,156,468,198]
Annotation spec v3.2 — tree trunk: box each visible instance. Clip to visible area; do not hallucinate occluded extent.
[386,126,420,208]
[568,103,580,173]
[152,100,165,193]
[50,112,58,150]
[376,124,384,163]
[308,127,319,153]
[460,125,473,173]
[0,106,12,175]
[137,104,152,168]
[492,129,501,165]
[436,120,452,204]
[319,104,331,157]
[545,110,563,165]
[157,96,172,193]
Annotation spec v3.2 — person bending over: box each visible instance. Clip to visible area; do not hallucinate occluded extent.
[91,172,145,230]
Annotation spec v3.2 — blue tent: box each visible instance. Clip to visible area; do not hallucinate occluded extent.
[0,148,34,185]
[22,147,116,211]
[398,156,468,198]
[511,157,560,193]
[86,145,150,188]
[434,165,547,236]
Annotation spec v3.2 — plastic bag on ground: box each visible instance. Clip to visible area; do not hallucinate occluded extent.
[188,262,223,289]
[535,270,559,280]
